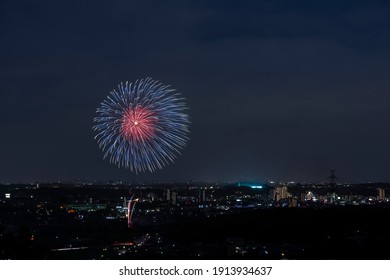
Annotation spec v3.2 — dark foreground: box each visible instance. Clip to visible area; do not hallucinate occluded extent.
[1,206,389,259]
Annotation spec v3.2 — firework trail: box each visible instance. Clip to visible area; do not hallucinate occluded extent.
[128,198,138,228]
[93,78,189,173]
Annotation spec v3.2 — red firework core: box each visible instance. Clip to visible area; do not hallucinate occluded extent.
[120,106,156,142]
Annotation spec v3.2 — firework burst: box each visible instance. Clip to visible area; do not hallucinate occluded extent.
[93,78,189,173]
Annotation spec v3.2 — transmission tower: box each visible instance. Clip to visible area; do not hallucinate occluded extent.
[328,169,338,187]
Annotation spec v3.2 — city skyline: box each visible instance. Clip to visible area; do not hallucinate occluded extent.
[1,1,390,183]
[1,180,389,259]
[0,168,387,185]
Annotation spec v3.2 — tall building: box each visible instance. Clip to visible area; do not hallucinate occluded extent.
[172,192,177,205]
[280,186,288,200]
[271,186,288,201]
[377,188,385,201]
[198,188,206,203]
[166,189,171,202]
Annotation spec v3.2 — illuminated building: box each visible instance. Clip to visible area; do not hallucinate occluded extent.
[172,192,177,205]
[377,188,385,201]
[198,188,206,203]
[271,186,288,201]
[166,188,171,201]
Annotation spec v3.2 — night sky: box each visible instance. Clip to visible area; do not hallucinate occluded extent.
[1,0,390,183]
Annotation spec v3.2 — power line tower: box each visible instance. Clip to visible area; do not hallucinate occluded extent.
[328,170,338,188]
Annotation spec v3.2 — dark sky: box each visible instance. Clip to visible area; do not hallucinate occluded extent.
[1,0,390,183]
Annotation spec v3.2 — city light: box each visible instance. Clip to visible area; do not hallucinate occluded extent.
[0,181,389,260]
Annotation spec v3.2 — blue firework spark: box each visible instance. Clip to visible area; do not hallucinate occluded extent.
[93,78,189,173]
